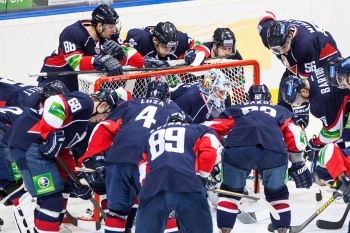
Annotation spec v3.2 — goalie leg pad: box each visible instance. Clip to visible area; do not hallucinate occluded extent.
[13,144,64,197]
[12,192,36,233]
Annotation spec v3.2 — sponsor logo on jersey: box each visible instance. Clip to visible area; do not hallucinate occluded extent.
[32,173,55,195]
[48,101,66,120]
[95,46,101,54]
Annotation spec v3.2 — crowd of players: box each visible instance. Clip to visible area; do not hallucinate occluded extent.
[2,3,350,233]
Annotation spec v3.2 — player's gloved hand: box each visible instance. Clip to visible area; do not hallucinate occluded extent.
[66,172,93,201]
[143,56,170,68]
[308,137,325,152]
[184,49,204,65]
[293,103,309,128]
[39,130,65,158]
[93,54,123,76]
[101,40,125,61]
[82,154,106,181]
[303,147,315,162]
[288,161,312,188]
[86,172,106,195]
[338,174,350,203]
[210,164,221,183]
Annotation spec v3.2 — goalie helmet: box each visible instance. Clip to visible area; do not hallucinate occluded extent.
[146,81,170,101]
[91,4,120,30]
[167,111,194,125]
[324,56,350,88]
[153,22,178,53]
[248,84,271,102]
[200,69,231,110]
[91,88,120,114]
[267,21,291,54]
[40,80,69,104]
[280,75,307,105]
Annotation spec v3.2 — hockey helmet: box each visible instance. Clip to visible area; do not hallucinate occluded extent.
[91,4,120,32]
[213,28,236,54]
[167,111,194,125]
[91,88,120,114]
[324,56,350,88]
[281,75,307,106]
[248,84,271,102]
[153,22,178,54]
[267,21,291,54]
[39,80,69,104]
[146,81,170,101]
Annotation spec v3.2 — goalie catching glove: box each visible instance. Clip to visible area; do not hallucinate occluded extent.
[93,53,123,76]
[39,130,65,158]
[66,172,93,201]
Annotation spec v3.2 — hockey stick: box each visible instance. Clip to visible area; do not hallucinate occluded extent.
[54,156,106,220]
[207,188,280,220]
[267,191,342,232]
[65,210,102,231]
[316,204,350,229]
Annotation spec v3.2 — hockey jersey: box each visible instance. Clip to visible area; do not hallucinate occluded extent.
[258,11,341,78]
[170,83,232,124]
[138,122,218,199]
[0,78,41,109]
[205,100,306,154]
[0,106,27,132]
[2,92,93,159]
[124,26,210,60]
[39,20,144,91]
[78,97,183,166]
[307,69,350,144]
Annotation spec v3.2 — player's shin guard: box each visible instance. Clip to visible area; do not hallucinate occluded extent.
[12,192,36,233]
[105,210,128,233]
[265,186,291,231]
[34,192,64,233]
[216,197,240,229]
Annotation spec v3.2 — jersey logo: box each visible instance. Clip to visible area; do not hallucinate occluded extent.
[67,132,87,148]
[95,47,101,54]
[48,102,66,120]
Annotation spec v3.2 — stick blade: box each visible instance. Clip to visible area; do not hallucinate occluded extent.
[236,208,257,224]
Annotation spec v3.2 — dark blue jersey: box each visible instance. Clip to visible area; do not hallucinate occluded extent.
[124,26,209,60]
[171,84,231,124]
[258,11,341,78]
[0,78,41,109]
[79,98,183,165]
[206,100,305,154]
[203,42,243,60]
[138,122,218,199]
[3,92,93,156]
[307,69,350,144]
[0,106,28,132]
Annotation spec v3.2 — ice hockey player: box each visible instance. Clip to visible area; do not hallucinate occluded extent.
[257,11,342,131]
[78,81,183,233]
[171,68,232,124]
[124,21,210,68]
[324,56,350,89]
[204,84,308,233]
[37,4,144,91]
[2,88,119,233]
[136,111,218,233]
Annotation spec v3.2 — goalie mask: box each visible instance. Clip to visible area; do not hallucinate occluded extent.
[281,75,307,106]
[91,88,119,117]
[213,28,236,57]
[267,21,292,55]
[324,56,350,89]
[200,68,231,111]
[146,81,170,102]
[153,22,178,55]
[91,4,121,36]
[248,84,271,102]
[40,80,69,104]
[167,111,194,125]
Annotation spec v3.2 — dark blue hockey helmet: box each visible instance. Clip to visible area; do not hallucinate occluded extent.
[267,21,291,54]
[248,84,271,102]
[281,75,307,106]
[40,80,69,104]
[153,22,178,53]
[91,4,120,33]
[146,81,170,101]
[91,88,119,114]
[167,111,194,125]
[324,56,350,88]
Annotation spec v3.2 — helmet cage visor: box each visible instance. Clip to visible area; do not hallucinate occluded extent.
[156,41,178,54]
[102,19,122,34]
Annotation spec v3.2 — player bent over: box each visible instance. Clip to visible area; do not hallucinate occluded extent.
[136,111,218,233]
[2,89,119,233]
[204,84,309,233]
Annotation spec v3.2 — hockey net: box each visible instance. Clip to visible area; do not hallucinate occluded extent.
[72,59,260,223]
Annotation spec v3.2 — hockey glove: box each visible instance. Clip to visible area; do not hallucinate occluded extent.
[93,54,123,76]
[39,130,65,158]
[288,161,312,188]
[307,137,325,152]
[292,103,309,128]
[101,40,125,61]
[184,49,204,65]
[85,172,106,195]
[66,172,93,201]
[82,154,106,181]
[210,164,221,183]
[143,56,170,68]
[338,175,350,203]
